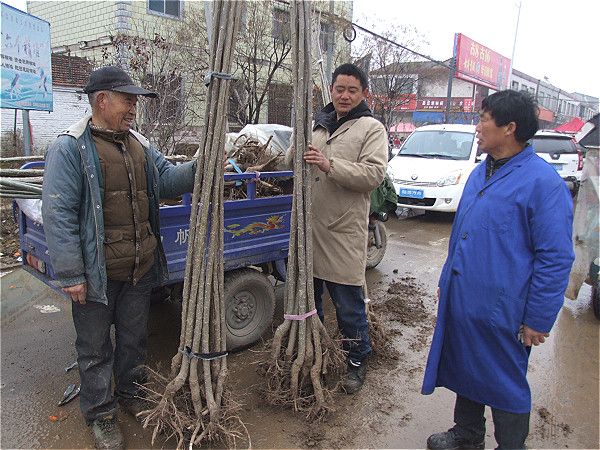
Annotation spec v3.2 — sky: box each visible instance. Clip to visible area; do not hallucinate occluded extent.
[353,0,600,100]
[3,0,598,100]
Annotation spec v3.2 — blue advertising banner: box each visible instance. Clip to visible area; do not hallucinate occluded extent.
[0,3,52,111]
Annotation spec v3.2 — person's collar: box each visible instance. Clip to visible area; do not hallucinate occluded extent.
[314,100,373,134]
[89,121,129,143]
[487,142,527,161]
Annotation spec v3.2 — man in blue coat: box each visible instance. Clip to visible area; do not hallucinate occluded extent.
[422,90,574,450]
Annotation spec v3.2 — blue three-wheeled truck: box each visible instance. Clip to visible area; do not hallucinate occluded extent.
[16,163,389,349]
[17,164,293,350]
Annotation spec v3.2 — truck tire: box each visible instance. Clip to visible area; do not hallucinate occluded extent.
[225,268,276,350]
[366,223,387,270]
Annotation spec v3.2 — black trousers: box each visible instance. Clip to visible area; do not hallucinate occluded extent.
[453,394,530,450]
[72,271,153,424]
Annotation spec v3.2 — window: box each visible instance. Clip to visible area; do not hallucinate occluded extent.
[531,135,577,154]
[272,9,290,41]
[268,83,293,126]
[319,22,333,54]
[396,77,414,95]
[511,81,519,90]
[397,130,475,160]
[149,0,181,18]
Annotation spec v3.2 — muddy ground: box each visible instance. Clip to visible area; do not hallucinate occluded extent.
[1,211,598,449]
[0,197,21,270]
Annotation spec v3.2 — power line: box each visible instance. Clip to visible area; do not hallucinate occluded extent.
[273,0,597,109]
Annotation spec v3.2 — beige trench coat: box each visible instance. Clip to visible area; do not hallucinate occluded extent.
[294,116,388,286]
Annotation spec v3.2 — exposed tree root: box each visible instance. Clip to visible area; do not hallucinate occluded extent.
[367,304,401,361]
[265,318,346,419]
[137,368,249,449]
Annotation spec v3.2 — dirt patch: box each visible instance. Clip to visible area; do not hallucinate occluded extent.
[0,197,21,270]
[380,276,430,325]
[535,406,573,439]
[370,276,436,354]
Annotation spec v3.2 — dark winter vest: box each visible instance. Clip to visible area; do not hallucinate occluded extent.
[91,125,157,283]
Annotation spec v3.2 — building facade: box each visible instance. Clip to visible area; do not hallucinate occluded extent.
[26,0,353,146]
[370,59,598,130]
[511,69,598,128]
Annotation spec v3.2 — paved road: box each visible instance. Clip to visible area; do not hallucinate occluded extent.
[1,212,598,449]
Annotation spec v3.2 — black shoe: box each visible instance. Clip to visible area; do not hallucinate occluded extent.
[427,429,485,450]
[91,415,124,449]
[342,361,367,394]
[119,396,150,421]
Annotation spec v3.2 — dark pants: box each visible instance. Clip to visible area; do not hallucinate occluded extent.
[313,277,371,364]
[453,394,530,450]
[72,271,153,424]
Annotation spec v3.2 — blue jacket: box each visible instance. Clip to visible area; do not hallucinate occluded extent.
[41,115,196,304]
[421,145,574,413]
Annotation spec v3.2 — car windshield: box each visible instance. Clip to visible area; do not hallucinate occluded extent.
[397,130,474,160]
[531,137,576,154]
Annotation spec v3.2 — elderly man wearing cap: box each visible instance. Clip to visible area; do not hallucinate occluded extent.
[42,66,196,449]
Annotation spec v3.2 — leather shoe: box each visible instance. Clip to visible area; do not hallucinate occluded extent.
[427,429,485,449]
[91,415,124,449]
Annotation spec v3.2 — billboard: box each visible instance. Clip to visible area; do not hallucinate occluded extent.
[454,33,510,92]
[1,3,53,111]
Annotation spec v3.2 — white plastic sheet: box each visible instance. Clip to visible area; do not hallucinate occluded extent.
[225,124,293,158]
[566,147,599,300]
[15,198,43,225]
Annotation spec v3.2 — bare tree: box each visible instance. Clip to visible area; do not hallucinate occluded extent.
[230,1,292,125]
[352,24,429,130]
[100,16,210,155]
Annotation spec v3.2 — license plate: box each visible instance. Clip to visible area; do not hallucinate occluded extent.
[400,188,424,199]
[551,163,563,171]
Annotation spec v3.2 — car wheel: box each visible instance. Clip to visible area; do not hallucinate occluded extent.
[225,268,276,350]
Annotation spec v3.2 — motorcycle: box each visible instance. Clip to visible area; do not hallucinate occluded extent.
[366,211,388,270]
[366,172,397,270]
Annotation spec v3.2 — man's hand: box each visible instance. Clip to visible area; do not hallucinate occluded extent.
[522,325,549,346]
[63,283,87,304]
[303,145,331,173]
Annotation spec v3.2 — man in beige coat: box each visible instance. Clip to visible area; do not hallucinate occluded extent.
[302,63,388,393]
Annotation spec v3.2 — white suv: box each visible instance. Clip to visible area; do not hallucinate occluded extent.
[531,130,583,194]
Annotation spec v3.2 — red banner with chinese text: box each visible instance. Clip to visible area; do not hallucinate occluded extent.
[454,33,510,91]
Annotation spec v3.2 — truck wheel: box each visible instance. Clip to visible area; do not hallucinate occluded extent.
[225,268,276,350]
[366,223,387,270]
[592,282,600,321]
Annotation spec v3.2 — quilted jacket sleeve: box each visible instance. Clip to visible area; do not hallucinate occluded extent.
[149,146,197,199]
[41,136,87,288]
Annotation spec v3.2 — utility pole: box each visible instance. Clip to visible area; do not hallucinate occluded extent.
[22,110,32,156]
[507,0,522,88]
[445,57,455,123]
